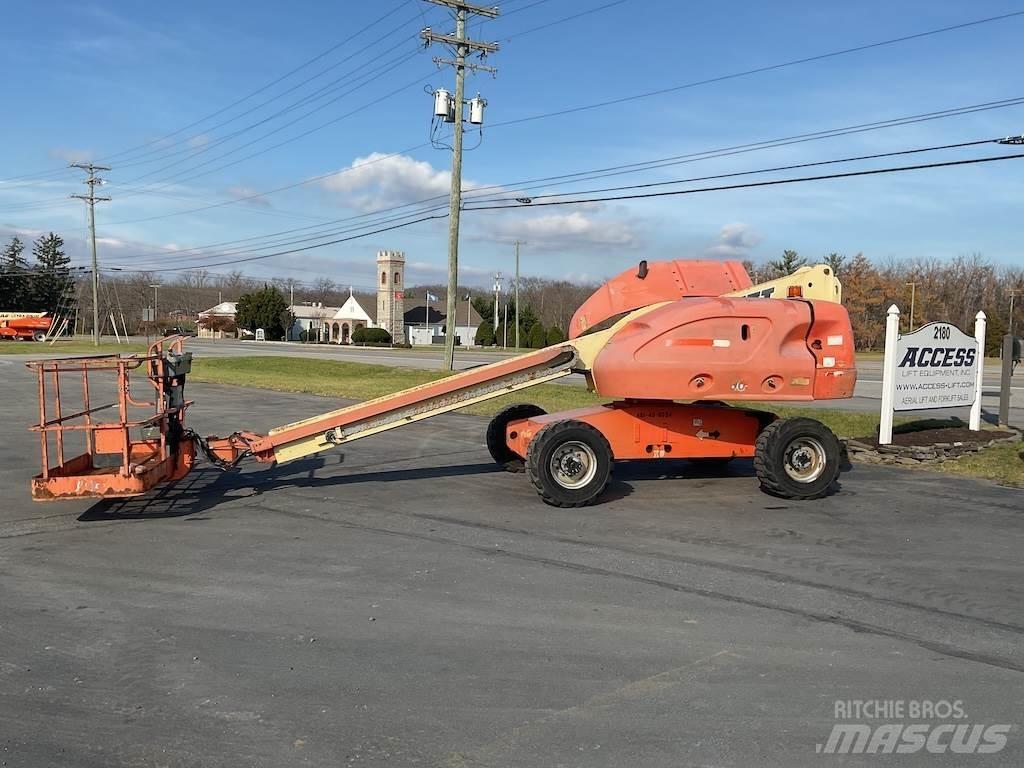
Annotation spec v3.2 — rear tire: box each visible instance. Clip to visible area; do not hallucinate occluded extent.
[754,417,840,500]
[32,332,46,342]
[486,403,546,472]
[526,420,612,507]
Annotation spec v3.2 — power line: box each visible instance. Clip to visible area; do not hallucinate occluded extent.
[63,11,1024,228]
[501,0,631,40]
[463,151,1024,211]
[0,2,418,182]
[100,95,1024,263]
[132,212,448,273]
[487,9,1024,130]
[115,42,427,188]
[110,5,421,171]
[465,136,1006,205]
[114,51,429,194]
[84,142,431,229]
[109,207,451,270]
[115,145,1024,275]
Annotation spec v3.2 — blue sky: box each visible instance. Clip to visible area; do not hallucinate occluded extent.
[2,0,1022,291]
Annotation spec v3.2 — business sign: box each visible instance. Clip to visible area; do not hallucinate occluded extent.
[892,322,979,411]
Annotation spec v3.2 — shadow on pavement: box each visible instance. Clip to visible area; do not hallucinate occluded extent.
[78,457,501,522]
[77,452,853,522]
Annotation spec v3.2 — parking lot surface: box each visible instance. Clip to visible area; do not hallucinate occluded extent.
[1,362,1021,767]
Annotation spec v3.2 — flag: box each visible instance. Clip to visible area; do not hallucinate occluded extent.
[426,292,438,301]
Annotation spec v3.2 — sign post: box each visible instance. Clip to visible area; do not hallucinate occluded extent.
[878,308,984,444]
[879,305,901,445]
[969,311,986,431]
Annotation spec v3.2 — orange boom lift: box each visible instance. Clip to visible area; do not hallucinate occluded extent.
[27,260,855,506]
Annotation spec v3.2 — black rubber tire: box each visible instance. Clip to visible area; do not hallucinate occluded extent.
[486,403,546,472]
[753,417,841,500]
[32,332,46,342]
[526,420,613,507]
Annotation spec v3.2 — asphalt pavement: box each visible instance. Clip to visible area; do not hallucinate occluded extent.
[0,360,1021,767]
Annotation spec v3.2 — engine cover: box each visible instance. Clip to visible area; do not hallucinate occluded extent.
[589,297,856,401]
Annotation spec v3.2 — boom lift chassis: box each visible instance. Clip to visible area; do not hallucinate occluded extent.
[27,261,856,507]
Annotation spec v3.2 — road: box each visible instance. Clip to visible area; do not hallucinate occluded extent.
[0,364,1021,766]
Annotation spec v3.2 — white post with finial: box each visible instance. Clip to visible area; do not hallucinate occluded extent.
[969,310,987,431]
[879,304,901,445]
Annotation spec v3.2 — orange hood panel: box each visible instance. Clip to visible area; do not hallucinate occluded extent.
[590,297,856,401]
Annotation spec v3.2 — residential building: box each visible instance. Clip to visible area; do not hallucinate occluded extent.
[403,297,481,346]
[196,301,238,338]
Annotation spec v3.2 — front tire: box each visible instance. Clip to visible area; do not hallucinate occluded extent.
[486,403,546,472]
[754,417,840,500]
[32,332,46,342]
[526,420,612,507]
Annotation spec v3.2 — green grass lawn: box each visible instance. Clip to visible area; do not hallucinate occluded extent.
[941,442,1024,487]
[189,356,1022,487]
[189,356,606,417]
[0,341,148,356]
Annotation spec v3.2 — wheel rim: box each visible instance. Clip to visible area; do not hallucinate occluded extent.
[549,440,598,489]
[783,436,827,483]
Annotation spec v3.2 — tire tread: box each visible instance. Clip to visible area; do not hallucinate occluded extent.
[526,420,612,507]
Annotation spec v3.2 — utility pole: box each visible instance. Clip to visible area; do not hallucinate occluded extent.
[905,282,916,332]
[70,163,111,346]
[513,240,526,349]
[422,0,499,371]
[492,272,502,336]
[150,284,161,330]
[999,288,1019,427]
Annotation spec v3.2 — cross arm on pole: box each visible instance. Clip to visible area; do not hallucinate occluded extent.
[432,56,497,74]
[420,29,500,54]
[422,0,500,17]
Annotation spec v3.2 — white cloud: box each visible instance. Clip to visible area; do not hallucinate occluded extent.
[188,134,211,150]
[703,222,761,259]
[321,153,455,212]
[225,185,272,208]
[481,210,638,252]
[48,147,94,164]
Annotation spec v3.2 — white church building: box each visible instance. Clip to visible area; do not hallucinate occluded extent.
[200,249,479,345]
[289,292,376,344]
[287,250,405,343]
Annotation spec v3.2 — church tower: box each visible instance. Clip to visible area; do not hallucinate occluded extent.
[377,250,405,341]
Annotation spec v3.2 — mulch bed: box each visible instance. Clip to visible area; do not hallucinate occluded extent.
[845,418,1022,465]
[850,426,1017,449]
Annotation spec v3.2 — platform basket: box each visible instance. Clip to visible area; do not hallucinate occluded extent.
[27,337,195,501]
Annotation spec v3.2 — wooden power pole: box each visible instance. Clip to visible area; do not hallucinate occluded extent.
[513,239,526,349]
[421,0,499,370]
[70,163,111,346]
